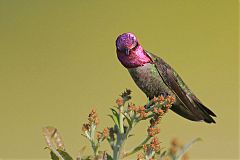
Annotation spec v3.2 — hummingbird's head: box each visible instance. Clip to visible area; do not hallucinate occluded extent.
[116,32,138,56]
[115,33,152,68]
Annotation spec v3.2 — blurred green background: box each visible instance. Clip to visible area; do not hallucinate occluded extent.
[0,0,238,159]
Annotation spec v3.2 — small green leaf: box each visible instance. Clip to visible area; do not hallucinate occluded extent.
[110,108,120,127]
[50,149,73,160]
[108,115,119,128]
[106,153,113,160]
[111,108,118,116]
[160,150,167,157]
[50,150,59,160]
[123,112,133,128]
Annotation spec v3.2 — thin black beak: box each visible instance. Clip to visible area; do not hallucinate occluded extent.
[125,48,130,56]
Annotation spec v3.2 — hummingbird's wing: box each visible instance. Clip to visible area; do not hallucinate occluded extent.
[146,51,216,123]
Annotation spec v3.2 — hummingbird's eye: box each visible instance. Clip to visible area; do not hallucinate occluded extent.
[132,42,138,50]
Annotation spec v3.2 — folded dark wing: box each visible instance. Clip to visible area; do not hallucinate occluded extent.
[146,51,216,123]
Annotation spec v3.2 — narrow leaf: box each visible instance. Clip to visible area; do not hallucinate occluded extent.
[123,112,132,128]
[175,137,202,160]
[108,115,119,128]
[110,108,120,127]
[106,153,113,160]
[50,149,74,160]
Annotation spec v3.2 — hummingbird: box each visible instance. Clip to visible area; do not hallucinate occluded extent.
[116,32,216,123]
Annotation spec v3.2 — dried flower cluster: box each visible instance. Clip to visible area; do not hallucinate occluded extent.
[82,109,99,132]
[147,127,160,137]
[43,89,199,160]
[96,128,109,142]
[143,137,161,153]
[120,89,132,101]
[146,95,175,138]
[128,103,148,119]
[138,133,161,159]
[116,89,132,107]
[154,95,175,111]
[147,113,161,137]
[82,123,90,132]
[88,109,99,126]
[116,97,124,106]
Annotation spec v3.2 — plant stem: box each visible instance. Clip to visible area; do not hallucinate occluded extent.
[113,133,123,160]
[89,124,99,156]
[119,106,124,134]
[113,99,156,159]
[113,105,125,160]
[91,140,98,156]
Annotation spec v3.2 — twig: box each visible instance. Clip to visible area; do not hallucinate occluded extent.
[122,136,151,158]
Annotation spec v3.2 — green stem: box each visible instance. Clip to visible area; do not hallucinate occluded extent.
[91,141,97,156]
[89,124,99,156]
[113,105,125,160]
[112,99,157,159]
[119,106,124,134]
[113,133,123,160]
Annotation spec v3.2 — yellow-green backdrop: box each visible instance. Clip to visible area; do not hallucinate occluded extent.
[0,0,238,159]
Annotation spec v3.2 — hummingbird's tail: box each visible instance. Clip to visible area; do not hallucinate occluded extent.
[194,99,216,123]
[171,102,216,124]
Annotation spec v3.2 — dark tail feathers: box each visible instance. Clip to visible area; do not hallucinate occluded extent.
[193,99,216,123]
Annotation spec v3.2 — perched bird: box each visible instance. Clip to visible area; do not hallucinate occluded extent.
[116,32,216,123]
